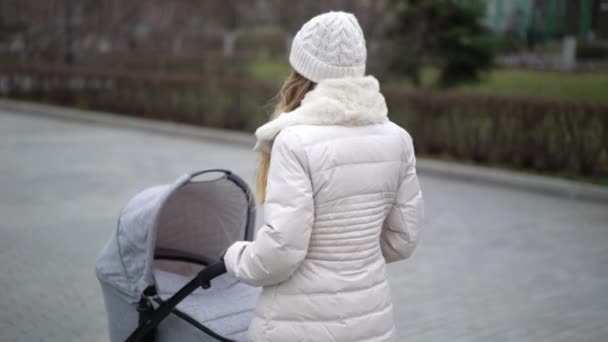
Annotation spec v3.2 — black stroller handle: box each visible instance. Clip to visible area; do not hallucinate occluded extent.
[189,169,231,180]
[126,260,228,342]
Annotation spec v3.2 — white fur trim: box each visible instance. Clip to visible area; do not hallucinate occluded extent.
[254,76,388,152]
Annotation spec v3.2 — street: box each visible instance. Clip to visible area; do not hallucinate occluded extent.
[1,109,607,341]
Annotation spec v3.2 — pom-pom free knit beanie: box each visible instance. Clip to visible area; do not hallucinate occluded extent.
[289,11,367,83]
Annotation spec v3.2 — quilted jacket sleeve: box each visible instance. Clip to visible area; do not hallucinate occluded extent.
[380,133,424,263]
[224,130,314,287]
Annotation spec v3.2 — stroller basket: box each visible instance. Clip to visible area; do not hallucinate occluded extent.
[96,170,260,342]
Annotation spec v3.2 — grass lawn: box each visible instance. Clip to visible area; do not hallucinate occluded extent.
[249,58,608,103]
[248,58,292,83]
[455,68,608,103]
[393,66,608,103]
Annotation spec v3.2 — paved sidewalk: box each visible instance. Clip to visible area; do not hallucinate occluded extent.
[1,109,607,341]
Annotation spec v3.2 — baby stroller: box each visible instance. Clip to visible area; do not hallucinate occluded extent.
[96,169,261,342]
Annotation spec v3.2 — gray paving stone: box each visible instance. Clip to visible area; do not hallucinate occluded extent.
[1,110,607,341]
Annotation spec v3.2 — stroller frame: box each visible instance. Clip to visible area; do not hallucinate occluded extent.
[122,169,256,342]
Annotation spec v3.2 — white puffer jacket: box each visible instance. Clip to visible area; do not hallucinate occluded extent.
[224,76,424,342]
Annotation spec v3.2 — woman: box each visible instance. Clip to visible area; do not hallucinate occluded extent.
[224,11,424,342]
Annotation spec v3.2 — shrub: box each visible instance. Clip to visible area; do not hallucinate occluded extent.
[0,64,276,132]
[384,88,608,177]
[1,63,606,179]
[494,36,525,54]
[576,43,608,60]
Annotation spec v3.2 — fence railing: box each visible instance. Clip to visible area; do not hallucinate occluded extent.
[1,63,606,178]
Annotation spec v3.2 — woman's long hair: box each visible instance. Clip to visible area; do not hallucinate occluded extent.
[255,70,315,204]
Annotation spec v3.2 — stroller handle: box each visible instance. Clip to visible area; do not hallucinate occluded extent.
[201,259,228,283]
[189,169,231,180]
[126,259,228,342]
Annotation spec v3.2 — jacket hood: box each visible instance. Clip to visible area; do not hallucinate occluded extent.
[254,75,388,152]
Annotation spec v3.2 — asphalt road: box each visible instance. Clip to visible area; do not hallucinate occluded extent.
[1,109,607,342]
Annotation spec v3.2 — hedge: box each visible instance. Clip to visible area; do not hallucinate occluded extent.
[576,43,608,60]
[384,88,608,177]
[0,63,275,132]
[1,63,606,178]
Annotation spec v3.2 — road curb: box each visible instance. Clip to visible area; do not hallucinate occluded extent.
[0,98,256,147]
[417,159,608,203]
[2,98,607,203]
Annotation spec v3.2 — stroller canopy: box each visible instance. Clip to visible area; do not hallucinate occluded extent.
[96,170,255,303]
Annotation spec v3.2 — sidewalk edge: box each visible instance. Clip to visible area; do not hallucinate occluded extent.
[0,98,256,147]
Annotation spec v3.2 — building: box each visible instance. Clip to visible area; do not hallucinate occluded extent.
[485,0,608,42]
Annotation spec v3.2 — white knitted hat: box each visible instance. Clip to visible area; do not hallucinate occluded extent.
[289,11,367,83]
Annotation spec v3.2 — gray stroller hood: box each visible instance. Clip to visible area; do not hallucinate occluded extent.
[96,170,258,342]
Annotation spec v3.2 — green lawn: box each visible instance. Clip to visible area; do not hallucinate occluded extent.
[392,66,608,103]
[456,68,608,103]
[248,58,292,83]
[249,59,608,103]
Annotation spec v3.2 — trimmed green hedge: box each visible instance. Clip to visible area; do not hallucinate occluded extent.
[2,64,607,178]
[0,64,275,132]
[576,43,608,60]
[385,88,608,177]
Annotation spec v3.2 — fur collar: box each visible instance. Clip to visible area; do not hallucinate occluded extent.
[253,75,388,152]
